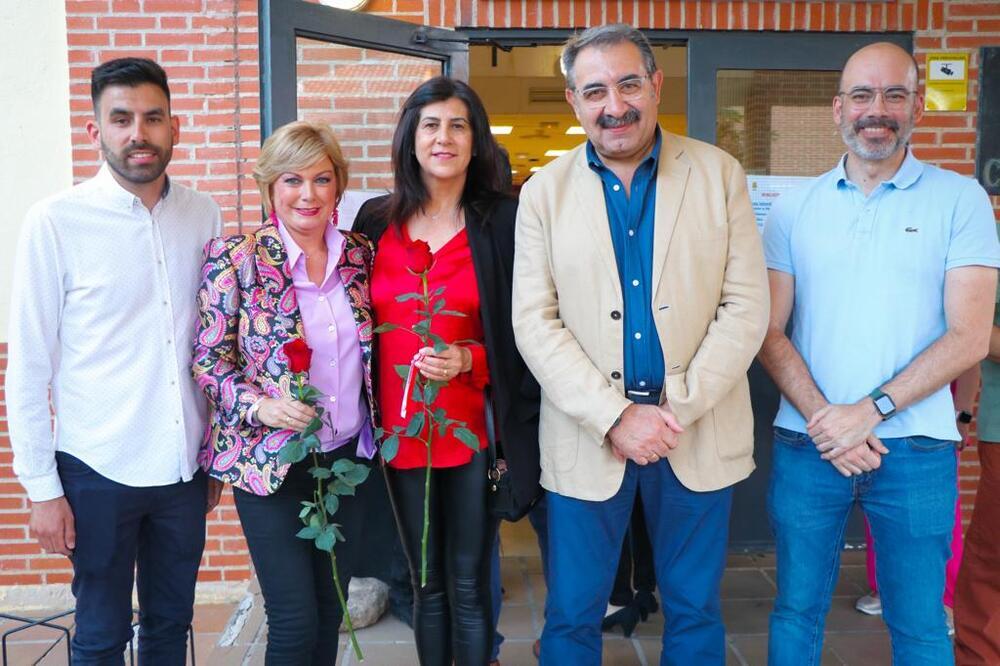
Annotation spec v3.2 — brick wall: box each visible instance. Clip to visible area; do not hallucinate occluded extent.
[0,0,997,595]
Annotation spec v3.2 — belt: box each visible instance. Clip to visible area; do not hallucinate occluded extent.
[626,388,661,405]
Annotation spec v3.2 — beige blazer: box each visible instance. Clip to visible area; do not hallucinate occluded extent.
[512,132,769,501]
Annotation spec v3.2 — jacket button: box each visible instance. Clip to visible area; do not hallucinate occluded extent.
[610,310,621,320]
[611,371,622,380]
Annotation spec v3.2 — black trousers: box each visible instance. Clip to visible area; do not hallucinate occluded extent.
[233,447,367,666]
[384,447,496,666]
[57,452,206,666]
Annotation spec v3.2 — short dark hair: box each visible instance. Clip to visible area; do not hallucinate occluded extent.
[91,58,171,110]
[382,76,509,226]
[561,24,657,90]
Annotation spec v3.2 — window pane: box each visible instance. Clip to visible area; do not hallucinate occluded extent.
[716,70,842,176]
[296,37,440,190]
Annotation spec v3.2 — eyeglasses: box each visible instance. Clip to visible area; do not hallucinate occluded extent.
[574,75,651,107]
[838,86,917,109]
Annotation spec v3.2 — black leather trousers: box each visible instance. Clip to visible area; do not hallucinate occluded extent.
[384,447,496,666]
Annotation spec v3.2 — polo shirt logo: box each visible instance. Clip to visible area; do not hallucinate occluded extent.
[905,227,919,232]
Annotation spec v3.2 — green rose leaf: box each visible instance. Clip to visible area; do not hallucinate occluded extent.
[405,411,426,438]
[432,299,445,314]
[395,292,424,303]
[330,478,356,496]
[381,433,400,462]
[298,385,324,405]
[453,426,480,451]
[331,458,355,474]
[302,433,321,452]
[394,364,412,380]
[343,464,370,486]
[411,382,423,403]
[296,526,319,540]
[332,524,346,543]
[324,493,340,516]
[302,417,322,438]
[278,438,306,464]
[315,526,336,552]
[438,309,467,318]
[298,502,314,520]
[374,322,399,333]
[431,285,446,297]
[309,465,332,480]
[424,382,440,405]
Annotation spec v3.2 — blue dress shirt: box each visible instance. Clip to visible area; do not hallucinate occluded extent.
[586,130,665,397]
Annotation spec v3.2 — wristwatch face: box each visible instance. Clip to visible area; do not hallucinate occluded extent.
[874,394,895,415]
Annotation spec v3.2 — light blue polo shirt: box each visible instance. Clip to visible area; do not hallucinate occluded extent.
[763,150,1000,441]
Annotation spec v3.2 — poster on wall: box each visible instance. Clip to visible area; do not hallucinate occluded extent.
[925,53,970,112]
[747,175,811,233]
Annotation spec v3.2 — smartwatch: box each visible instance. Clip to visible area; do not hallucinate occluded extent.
[869,388,896,420]
[956,410,974,424]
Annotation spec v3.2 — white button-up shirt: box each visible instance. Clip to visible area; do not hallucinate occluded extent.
[7,164,222,501]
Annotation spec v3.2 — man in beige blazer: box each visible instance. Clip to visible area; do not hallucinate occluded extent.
[512,24,768,665]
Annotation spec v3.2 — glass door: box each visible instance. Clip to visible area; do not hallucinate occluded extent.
[684,31,912,548]
[260,0,468,200]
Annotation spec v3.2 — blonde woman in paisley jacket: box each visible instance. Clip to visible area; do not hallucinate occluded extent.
[192,120,376,665]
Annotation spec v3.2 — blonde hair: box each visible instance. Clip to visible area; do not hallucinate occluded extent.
[253,120,349,217]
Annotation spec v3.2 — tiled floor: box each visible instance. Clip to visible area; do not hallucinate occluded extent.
[0,549,901,666]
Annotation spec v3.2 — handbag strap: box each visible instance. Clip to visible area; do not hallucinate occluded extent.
[484,387,498,465]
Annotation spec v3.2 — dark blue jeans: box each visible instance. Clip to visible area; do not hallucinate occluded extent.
[57,452,206,666]
[541,460,732,666]
[767,427,956,666]
[490,493,548,661]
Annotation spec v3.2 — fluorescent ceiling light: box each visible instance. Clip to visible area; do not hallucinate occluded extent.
[510,169,518,174]
[490,126,513,135]
[530,166,542,172]
[544,149,569,157]
[565,126,586,135]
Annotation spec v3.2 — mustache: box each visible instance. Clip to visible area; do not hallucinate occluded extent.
[125,142,162,156]
[853,116,900,132]
[597,108,640,129]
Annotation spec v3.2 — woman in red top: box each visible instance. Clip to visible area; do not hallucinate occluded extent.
[355,77,540,666]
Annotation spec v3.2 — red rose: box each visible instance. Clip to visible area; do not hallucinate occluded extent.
[406,240,434,275]
[283,338,312,374]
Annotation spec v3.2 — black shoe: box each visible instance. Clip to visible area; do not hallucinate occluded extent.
[601,604,641,637]
[634,590,658,621]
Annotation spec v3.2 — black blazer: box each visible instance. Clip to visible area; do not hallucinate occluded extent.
[354,195,542,514]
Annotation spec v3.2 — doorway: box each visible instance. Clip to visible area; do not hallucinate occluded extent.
[260,0,912,550]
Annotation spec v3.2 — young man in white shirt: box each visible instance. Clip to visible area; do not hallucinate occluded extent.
[7,58,222,664]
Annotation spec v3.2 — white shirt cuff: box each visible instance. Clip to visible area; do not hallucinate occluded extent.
[20,472,65,503]
[245,397,266,427]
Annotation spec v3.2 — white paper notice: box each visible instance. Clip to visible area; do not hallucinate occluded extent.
[747,175,811,233]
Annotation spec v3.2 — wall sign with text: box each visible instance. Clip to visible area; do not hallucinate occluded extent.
[925,53,969,112]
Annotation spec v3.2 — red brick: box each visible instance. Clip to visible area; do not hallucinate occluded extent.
[143,0,204,11]
[113,33,143,46]
[111,0,141,10]
[946,35,1000,48]
[96,16,156,29]
[0,573,43,585]
[196,568,223,582]
[67,32,111,47]
[949,3,1000,17]
[46,572,73,584]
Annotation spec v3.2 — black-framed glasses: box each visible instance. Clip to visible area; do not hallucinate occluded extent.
[838,86,917,109]
[575,74,652,107]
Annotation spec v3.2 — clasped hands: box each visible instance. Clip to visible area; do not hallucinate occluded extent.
[608,403,684,465]
[807,400,888,477]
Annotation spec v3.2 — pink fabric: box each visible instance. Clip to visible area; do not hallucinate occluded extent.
[277,220,366,452]
[864,464,964,608]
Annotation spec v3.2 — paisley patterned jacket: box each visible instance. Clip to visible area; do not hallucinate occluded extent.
[192,222,376,496]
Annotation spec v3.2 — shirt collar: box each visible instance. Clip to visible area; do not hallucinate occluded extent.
[275,216,345,273]
[834,148,924,191]
[94,162,172,211]
[586,126,662,173]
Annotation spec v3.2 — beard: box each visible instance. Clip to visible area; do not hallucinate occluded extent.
[102,140,172,185]
[839,113,915,161]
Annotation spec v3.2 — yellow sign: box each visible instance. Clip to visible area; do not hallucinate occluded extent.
[925,53,969,112]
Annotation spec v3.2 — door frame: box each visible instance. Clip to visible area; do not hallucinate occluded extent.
[259,0,469,138]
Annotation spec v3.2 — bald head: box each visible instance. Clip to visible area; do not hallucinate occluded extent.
[839,42,919,93]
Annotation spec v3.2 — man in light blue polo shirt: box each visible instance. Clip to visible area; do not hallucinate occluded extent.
[759,42,999,666]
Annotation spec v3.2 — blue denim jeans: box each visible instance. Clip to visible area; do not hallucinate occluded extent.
[542,460,732,666]
[767,427,957,666]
